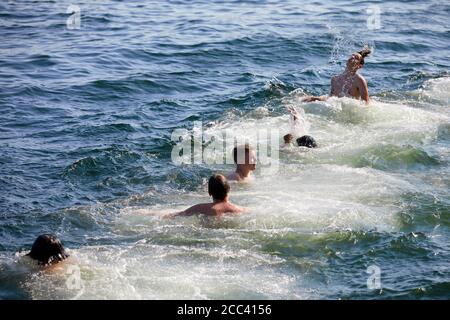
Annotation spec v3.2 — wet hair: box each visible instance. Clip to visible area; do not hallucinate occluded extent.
[283,134,294,144]
[296,135,318,148]
[27,234,69,266]
[357,48,372,65]
[233,143,254,164]
[208,174,230,201]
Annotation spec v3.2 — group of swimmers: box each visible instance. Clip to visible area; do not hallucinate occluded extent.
[22,48,372,268]
[164,47,372,218]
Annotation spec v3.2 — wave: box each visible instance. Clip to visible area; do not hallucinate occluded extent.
[347,144,441,170]
[63,147,142,178]
[413,77,450,106]
[76,123,136,137]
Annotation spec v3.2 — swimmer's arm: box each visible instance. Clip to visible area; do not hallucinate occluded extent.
[287,106,300,121]
[302,95,327,102]
[358,77,370,104]
[329,76,338,97]
[300,77,336,102]
[163,204,204,219]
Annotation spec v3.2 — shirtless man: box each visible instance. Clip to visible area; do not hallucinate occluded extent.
[226,144,257,182]
[164,174,245,218]
[303,48,371,104]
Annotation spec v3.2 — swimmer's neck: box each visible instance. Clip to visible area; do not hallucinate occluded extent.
[343,67,358,76]
[213,197,229,204]
[235,167,252,180]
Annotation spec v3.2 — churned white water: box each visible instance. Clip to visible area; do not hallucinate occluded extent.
[19,77,450,299]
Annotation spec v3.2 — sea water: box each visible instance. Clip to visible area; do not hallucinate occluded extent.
[0,0,449,299]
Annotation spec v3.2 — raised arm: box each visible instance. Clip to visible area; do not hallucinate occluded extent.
[330,76,338,97]
[287,106,300,121]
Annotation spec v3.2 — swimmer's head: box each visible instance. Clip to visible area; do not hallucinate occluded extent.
[347,47,371,71]
[233,143,256,171]
[27,234,69,266]
[283,134,294,144]
[296,135,318,148]
[208,174,230,201]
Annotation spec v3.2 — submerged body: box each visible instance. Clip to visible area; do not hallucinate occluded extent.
[283,106,318,148]
[226,144,257,182]
[226,171,255,183]
[164,174,245,218]
[166,199,244,218]
[330,71,369,101]
[27,234,69,267]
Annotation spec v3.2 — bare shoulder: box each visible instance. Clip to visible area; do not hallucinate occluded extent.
[43,256,77,273]
[184,203,212,215]
[226,202,245,214]
[192,203,212,211]
[226,172,240,182]
[356,74,367,85]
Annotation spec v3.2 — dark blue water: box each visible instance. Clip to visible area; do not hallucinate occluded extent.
[0,0,449,299]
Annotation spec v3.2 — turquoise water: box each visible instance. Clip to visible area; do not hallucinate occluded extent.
[0,0,449,299]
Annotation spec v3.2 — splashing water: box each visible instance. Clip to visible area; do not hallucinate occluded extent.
[1,0,449,300]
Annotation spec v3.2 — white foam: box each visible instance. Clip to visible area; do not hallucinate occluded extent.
[415,77,450,106]
[22,81,450,299]
[23,243,316,299]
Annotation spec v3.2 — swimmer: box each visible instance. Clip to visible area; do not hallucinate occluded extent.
[283,133,294,146]
[164,174,245,218]
[26,234,69,267]
[296,135,318,148]
[287,105,303,136]
[284,106,318,148]
[226,144,257,182]
[303,47,372,104]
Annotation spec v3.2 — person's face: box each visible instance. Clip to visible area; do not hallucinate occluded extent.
[347,52,363,70]
[247,149,257,171]
[237,149,257,171]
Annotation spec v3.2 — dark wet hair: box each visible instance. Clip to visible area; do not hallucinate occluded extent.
[357,48,372,65]
[233,143,254,164]
[283,134,294,144]
[296,135,318,148]
[208,174,230,201]
[27,234,69,266]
